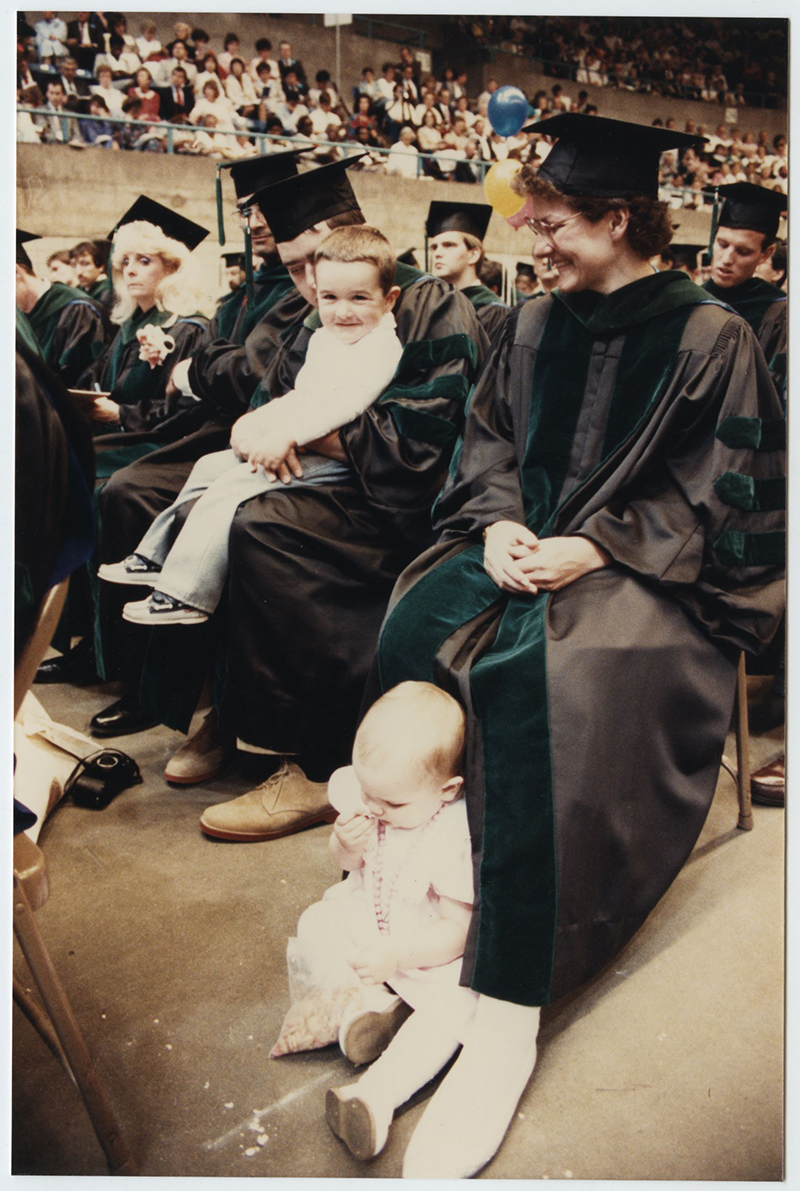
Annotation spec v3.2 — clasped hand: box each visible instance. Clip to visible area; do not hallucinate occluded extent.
[483,520,609,594]
[348,937,399,984]
[229,405,304,483]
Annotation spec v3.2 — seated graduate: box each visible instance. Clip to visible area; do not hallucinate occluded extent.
[371,114,785,1178]
[34,200,212,692]
[425,200,509,340]
[132,157,486,836]
[76,196,213,449]
[702,182,787,405]
[99,225,403,625]
[15,230,111,388]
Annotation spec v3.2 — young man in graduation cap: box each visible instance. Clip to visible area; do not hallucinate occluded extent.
[88,153,309,734]
[136,155,486,832]
[669,243,704,282]
[16,230,112,388]
[222,252,246,292]
[70,239,114,313]
[703,182,788,801]
[170,150,306,401]
[426,201,509,340]
[364,115,784,1178]
[703,181,787,403]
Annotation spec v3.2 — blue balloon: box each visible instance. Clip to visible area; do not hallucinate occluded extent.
[487,85,529,137]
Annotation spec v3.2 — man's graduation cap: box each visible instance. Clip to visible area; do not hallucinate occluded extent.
[215,151,305,302]
[670,244,703,272]
[525,113,706,199]
[222,252,245,269]
[253,156,364,245]
[515,261,535,278]
[215,150,304,244]
[17,230,40,269]
[425,201,493,241]
[108,196,209,250]
[716,182,787,240]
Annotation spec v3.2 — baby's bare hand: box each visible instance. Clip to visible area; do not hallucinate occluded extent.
[348,939,399,985]
[333,812,377,852]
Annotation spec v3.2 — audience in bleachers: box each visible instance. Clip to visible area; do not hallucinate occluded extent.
[16,15,787,196]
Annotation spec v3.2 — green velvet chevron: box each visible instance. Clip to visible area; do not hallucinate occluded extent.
[713,529,786,567]
[715,416,786,451]
[714,471,785,512]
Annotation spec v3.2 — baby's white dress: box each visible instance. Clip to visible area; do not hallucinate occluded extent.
[294,765,479,1042]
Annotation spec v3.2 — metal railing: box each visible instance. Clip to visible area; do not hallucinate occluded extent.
[17,106,480,177]
[18,107,718,206]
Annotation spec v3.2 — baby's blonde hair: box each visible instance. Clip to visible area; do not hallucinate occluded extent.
[355,681,465,786]
[314,224,396,294]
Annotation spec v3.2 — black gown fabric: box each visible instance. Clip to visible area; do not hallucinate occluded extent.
[78,306,211,453]
[461,283,510,343]
[93,279,309,680]
[140,271,488,774]
[374,272,785,1008]
[26,282,112,388]
[15,343,96,658]
[86,277,115,314]
[703,276,787,405]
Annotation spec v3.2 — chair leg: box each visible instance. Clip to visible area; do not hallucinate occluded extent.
[13,874,137,1175]
[735,652,754,831]
[13,974,74,1078]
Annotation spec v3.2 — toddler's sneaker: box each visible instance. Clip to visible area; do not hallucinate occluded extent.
[122,591,208,625]
[339,987,412,1065]
[98,553,162,585]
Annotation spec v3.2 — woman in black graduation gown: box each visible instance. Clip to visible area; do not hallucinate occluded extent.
[77,196,213,469]
[42,199,213,685]
[372,116,785,1178]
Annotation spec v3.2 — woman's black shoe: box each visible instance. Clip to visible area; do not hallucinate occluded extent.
[34,637,97,685]
[90,691,158,737]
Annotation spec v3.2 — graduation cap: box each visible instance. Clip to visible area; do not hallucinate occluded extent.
[515,261,535,278]
[716,182,787,240]
[214,152,305,305]
[525,113,707,199]
[215,150,305,244]
[670,244,703,272]
[253,156,364,245]
[425,201,493,241]
[109,196,209,251]
[17,229,40,269]
[222,252,245,269]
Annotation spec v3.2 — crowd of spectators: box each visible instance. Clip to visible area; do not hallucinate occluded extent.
[16,14,787,199]
[449,16,787,109]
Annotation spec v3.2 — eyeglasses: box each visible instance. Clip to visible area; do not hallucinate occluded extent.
[525,212,583,241]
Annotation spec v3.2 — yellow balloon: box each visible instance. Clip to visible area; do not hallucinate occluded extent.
[484,160,525,218]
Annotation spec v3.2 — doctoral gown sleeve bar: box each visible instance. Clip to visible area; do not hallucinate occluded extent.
[569,310,785,655]
[339,282,489,547]
[186,286,310,417]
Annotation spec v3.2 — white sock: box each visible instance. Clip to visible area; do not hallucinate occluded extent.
[402,994,541,1179]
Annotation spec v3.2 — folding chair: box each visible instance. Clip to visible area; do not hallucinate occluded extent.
[721,652,753,831]
[13,580,137,1175]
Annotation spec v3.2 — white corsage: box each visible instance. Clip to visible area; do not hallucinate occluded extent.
[136,324,177,369]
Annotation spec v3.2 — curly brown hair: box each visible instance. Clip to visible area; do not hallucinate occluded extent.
[513,168,673,259]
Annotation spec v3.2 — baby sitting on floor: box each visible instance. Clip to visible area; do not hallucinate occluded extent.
[272,681,479,1163]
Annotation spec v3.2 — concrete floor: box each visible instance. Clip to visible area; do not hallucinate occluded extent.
[12,672,785,1180]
